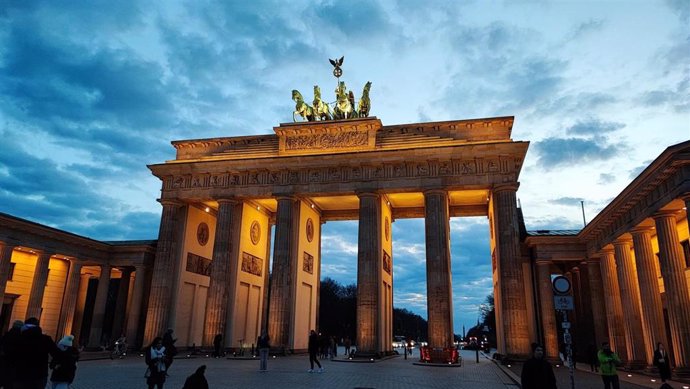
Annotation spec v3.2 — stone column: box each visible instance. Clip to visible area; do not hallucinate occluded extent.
[631,227,667,367]
[72,272,93,346]
[204,199,240,346]
[0,242,15,305]
[126,265,147,349]
[599,249,628,361]
[492,184,530,357]
[111,268,132,340]
[356,192,381,354]
[586,258,608,347]
[56,260,83,338]
[424,190,454,349]
[613,238,647,369]
[268,196,299,351]
[577,262,596,350]
[144,200,185,345]
[88,264,112,348]
[653,211,690,375]
[536,260,559,361]
[26,251,51,320]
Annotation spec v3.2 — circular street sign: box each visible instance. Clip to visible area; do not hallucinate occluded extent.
[552,275,571,295]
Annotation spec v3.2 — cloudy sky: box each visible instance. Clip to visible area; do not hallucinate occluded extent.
[1,0,688,335]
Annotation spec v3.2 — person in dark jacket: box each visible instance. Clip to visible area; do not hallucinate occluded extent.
[307,330,323,373]
[182,365,209,389]
[0,320,23,389]
[162,329,177,370]
[257,331,270,371]
[50,335,80,389]
[653,342,672,383]
[212,334,223,358]
[521,343,557,389]
[9,317,61,389]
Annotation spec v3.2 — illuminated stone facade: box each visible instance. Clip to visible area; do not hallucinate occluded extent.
[1,116,686,370]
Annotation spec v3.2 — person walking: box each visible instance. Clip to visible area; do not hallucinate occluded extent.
[307,330,323,373]
[598,342,622,389]
[653,342,672,383]
[145,337,167,389]
[182,365,208,389]
[343,336,351,357]
[0,320,23,389]
[257,331,270,371]
[50,335,80,389]
[587,343,599,372]
[212,334,223,358]
[8,317,61,389]
[162,329,177,370]
[521,343,557,389]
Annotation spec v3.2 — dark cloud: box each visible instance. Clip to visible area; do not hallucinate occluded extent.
[597,173,616,185]
[524,214,583,230]
[638,76,690,113]
[627,160,652,180]
[566,119,625,136]
[666,0,690,22]
[533,137,625,169]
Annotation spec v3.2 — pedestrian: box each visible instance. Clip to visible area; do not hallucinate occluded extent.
[597,341,622,389]
[520,343,557,389]
[182,365,209,389]
[653,342,672,383]
[0,319,23,389]
[329,336,336,360]
[50,335,80,389]
[162,329,177,370]
[343,336,351,356]
[257,331,270,371]
[145,337,167,389]
[8,317,61,389]
[212,333,223,358]
[587,343,599,372]
[307,330,323,373]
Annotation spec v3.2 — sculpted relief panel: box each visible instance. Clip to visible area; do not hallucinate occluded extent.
[163,157,521,192]
[284,131,368,150]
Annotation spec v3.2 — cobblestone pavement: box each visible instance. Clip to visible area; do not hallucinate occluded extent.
[70,350,519,389]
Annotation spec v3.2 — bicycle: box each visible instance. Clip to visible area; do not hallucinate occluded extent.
[110,339,127,359]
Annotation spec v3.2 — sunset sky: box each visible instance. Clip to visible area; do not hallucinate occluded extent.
[1,0,688,334]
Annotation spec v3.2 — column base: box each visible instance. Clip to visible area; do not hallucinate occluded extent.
[625,360,646,370]
[672,366,690,378]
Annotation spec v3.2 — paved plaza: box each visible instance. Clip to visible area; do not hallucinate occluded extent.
[65,349,690,389]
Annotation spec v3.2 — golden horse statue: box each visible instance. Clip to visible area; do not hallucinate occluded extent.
[313,85,332,121]
[292,90,315,122]
[358,81,372,118]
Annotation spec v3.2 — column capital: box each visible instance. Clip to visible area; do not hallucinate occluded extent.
[535,259,553,266]
[157,198,184,207]
[356,191,380,199]
[600,247,615,255]
[492,182,520,193]
[652,209,681,220]
[274,194,297,201]
[215,198,239,205]
[423,188,448,196]
[613,236,633,246]
[629,226,654,235]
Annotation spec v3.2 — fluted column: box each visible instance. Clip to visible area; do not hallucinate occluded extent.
[88,264,112,347]
[72,272,93,346]
[424,190,454,349]
[268,196,299,350]
[144,200,185,345]
[111,268,132,339]
[577,261,596,350]
[613,238,646,369]
[586,258,608,347]
[0,242,16,305]
[631,227,667,367]
[492,184,530,357]
[356,192,381,354]
[599,249,628,360]
[126,265,147,349]
[26,251,51,320]
[536,260,559,360]
[204,199,240,346]
[654,211,690,375]
[56,260,83,338]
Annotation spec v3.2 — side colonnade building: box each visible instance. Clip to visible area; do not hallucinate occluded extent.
[0,116,688,375]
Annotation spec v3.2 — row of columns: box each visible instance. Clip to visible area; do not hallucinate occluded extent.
[0,240,147,347]
[591,207,690,375]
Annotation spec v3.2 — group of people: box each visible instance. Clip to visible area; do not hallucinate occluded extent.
[521,341,675,389]
[0,317,79,389]
[144,328,210,389]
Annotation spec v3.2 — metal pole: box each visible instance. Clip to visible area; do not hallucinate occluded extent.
[476,348,479,363]
[580,200,587,227]
[563,310,575,389]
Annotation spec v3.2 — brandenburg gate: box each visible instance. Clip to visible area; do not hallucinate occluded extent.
[144,115,532,358]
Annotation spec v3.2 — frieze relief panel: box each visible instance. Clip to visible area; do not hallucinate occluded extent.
[163,157,521,191]
[285,131,369,150]
[241,252,263,277]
